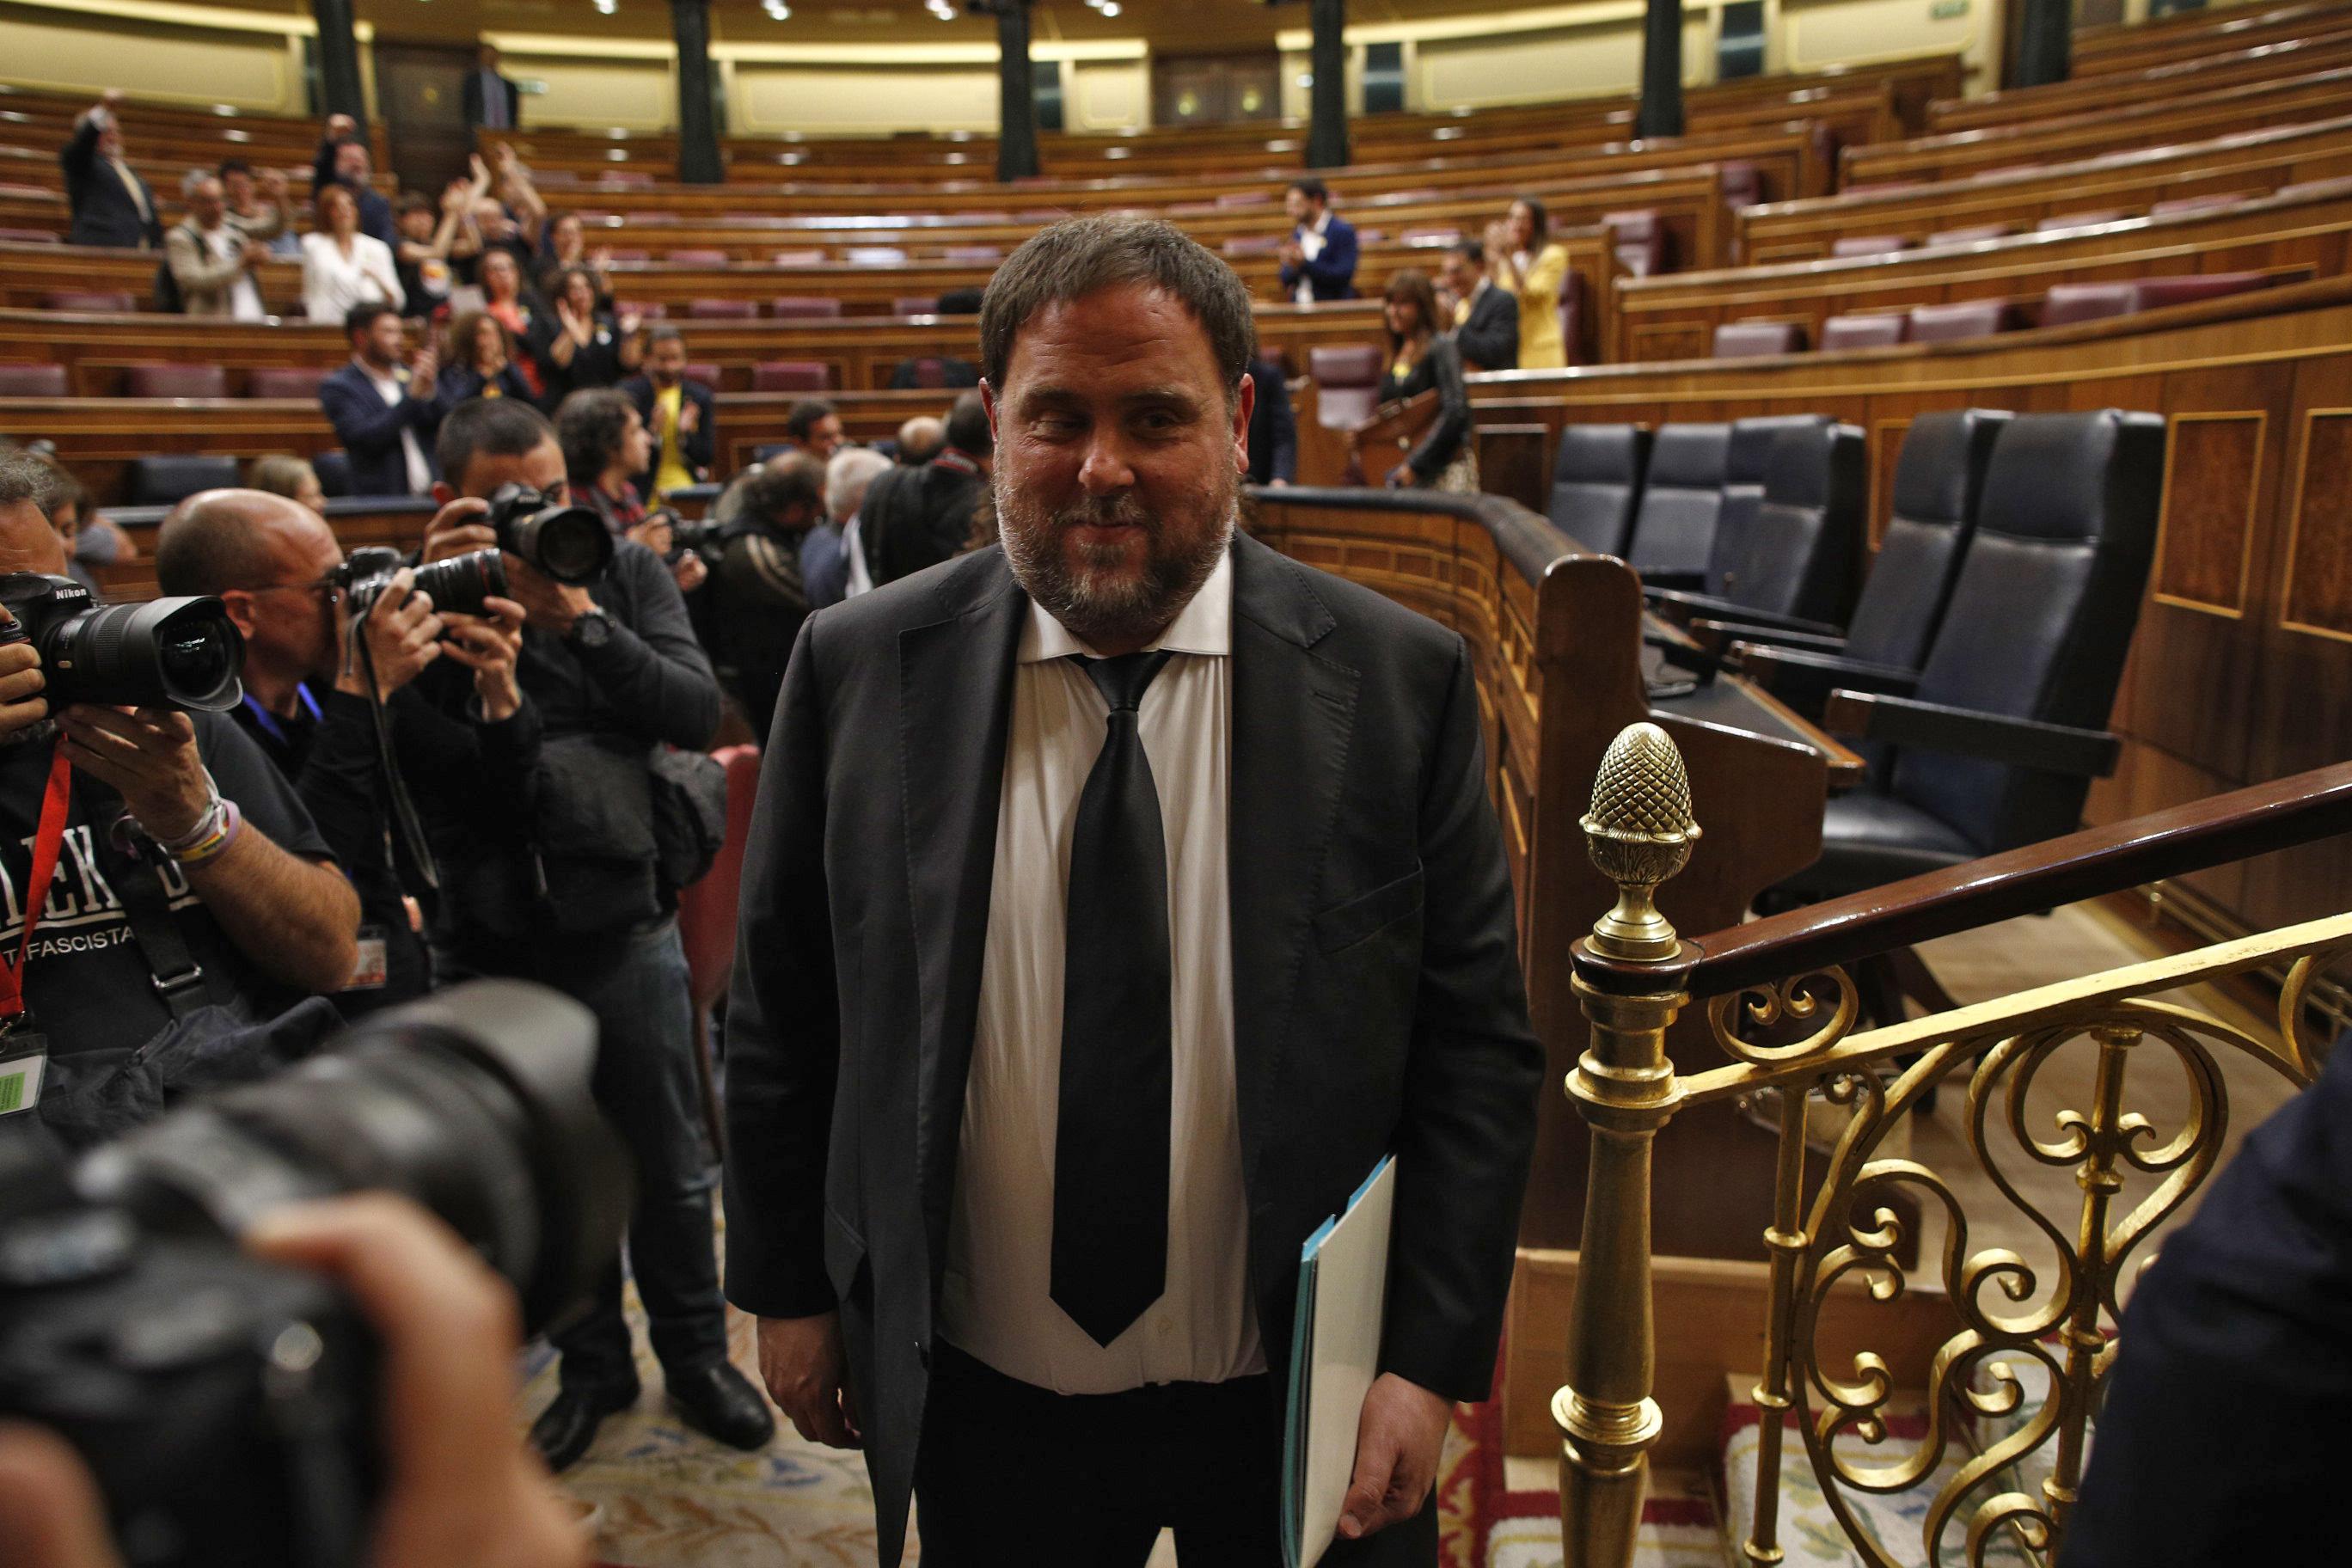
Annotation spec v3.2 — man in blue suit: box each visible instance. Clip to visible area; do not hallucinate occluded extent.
[318,303,445,498]
[1279,178,1359,303]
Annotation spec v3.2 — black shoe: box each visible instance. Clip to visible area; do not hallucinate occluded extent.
[530,1381,640,1474]
[667,1361,776,1451]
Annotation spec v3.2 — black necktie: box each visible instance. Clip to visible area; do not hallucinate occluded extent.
[1050,649,1177,1347]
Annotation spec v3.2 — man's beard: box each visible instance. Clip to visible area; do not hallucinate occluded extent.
[996,474,1235,651]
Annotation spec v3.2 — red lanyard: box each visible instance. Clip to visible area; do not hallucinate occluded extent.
[0,749,75,1022]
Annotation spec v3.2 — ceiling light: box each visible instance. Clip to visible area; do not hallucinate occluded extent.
[1099,2,1118,12]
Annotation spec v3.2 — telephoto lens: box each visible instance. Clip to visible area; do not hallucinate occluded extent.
[0,572,243,713]
[486,483,615,585]
[334,546,508,621]
[0,980,632,1568]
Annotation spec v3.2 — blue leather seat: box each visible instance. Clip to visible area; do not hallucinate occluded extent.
[1545,424,1650,557]
[1623,422,1730,586]
[1774,408,2167,900]
[1705,409,2009,705]
[126,455,239,508]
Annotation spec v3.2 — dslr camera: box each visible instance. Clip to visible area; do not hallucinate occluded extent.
[0,980,628,1568]
[329,545,508,621]
[0,573,243,713]
[485,483,614,585]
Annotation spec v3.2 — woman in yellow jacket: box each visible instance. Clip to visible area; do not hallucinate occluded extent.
[1486,195,1571,370]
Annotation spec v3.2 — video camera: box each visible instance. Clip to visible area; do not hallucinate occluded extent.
[0,981,630,1568]
[0,573,245,714]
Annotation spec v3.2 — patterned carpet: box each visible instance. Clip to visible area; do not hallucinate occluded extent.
[536,1270,1503,1568]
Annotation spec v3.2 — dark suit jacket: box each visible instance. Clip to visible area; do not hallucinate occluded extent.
[1454,284,1521,372]
[318,361,445,497]
[462,69,522,131]
[2062,1024,2352,1568]
[312,138,397,249]
[1246,359,1298,485]
[60,117,160,250]
[723,534,1542,1568]
[1279,213,1359,302]
[620,373,718,491]
[860,456,987,586]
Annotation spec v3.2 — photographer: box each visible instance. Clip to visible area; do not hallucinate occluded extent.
[0,1194,587,1568]
[0,453,358,1127]
[153,488,536,1016]
[418,398,771,1472]
[555,388,706,597]
[700,450,824,740]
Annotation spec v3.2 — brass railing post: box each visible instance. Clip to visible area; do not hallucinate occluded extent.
[1558,724,1700,1568]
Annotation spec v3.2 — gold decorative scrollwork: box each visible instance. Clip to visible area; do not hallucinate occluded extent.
[1766,996,2318,1568]
[2277,946,2352,1080]
[1706,967,1861,1066]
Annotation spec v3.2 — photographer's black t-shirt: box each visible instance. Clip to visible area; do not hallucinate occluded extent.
[0,713,334,1060]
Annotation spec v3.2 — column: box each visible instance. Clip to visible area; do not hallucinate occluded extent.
[309,0,367,128]
[672,0,723,186]
[1307,0,1350,170]
[2014,0,2073,88]
[996,1,1040,185]
[1633,0,1685,140]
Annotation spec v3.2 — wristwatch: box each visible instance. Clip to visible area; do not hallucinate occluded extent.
[568,604,614,650]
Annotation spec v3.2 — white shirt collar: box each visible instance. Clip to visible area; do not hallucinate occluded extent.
[1020,544,1232,665]
[1306,210,1330,236]
[353,355,402,388]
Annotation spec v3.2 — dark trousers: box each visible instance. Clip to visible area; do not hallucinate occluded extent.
[437,918,727,1391]
[914,1342,1285,1567]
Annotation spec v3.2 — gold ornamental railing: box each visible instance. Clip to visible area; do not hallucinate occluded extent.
[1553,724,2352,1568]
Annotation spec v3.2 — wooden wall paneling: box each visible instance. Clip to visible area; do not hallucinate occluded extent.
[2244,354,2352,934]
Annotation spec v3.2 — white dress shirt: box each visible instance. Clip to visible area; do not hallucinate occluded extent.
[1293,210,1331,306]
[301,230,402,327]
[356,357,433,497]
[940,548,1262,1395]
[199,222,266,322]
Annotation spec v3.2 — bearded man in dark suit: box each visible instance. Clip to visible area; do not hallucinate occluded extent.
[724,215,1541,1568]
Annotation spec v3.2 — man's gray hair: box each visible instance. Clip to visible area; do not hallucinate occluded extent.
[181,168,217,199]
[0,449,61,515]
[979,215,1256,405]
[824,446,891,524]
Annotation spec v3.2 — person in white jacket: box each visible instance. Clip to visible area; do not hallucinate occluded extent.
[302,183,402,325]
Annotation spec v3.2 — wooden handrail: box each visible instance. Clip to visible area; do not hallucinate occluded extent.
[1577,760,2352,1000]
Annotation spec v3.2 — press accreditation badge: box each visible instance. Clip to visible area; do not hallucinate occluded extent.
[343,927,389,993]
[0,1029,48,1117]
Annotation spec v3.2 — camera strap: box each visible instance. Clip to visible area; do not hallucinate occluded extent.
[0,746,76,1026]
[78,774,211,1025]
[346,618,442,893]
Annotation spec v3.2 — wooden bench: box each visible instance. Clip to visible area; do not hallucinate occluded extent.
[1612,181,2352,361]
[1842,62,2352,189]
[1927,28,2352,133]
[1738,112,2352,265]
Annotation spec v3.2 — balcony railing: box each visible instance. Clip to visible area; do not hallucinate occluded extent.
[1553,723,2352,1567]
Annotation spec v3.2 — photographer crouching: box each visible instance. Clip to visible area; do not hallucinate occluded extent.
[0,451,358,1153]
[416,397,773,1471]
[152,488,534,1017]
